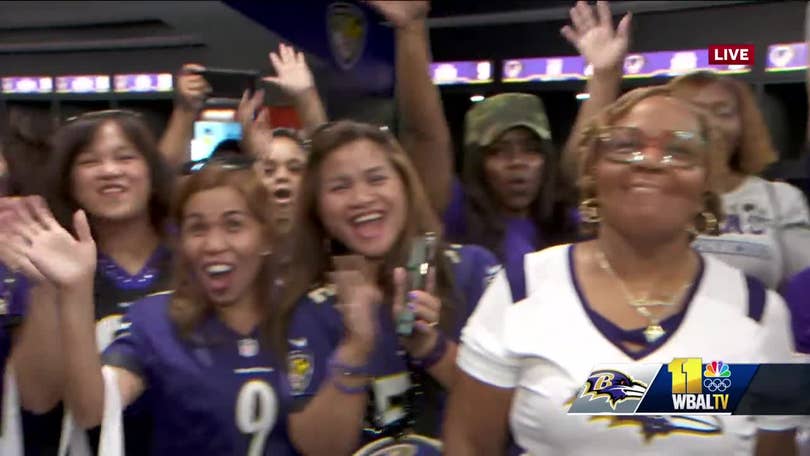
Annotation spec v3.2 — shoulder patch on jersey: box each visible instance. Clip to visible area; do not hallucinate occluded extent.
[287,350,314,394]
[306,284,336,304]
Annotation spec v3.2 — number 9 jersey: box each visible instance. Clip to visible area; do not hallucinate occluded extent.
[102,291,299,455]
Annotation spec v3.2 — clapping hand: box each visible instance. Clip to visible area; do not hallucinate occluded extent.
[1,196,96,289]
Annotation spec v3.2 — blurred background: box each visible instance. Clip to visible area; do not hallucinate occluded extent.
[0,0,805,191]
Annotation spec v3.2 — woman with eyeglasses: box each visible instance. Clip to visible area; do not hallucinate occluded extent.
[275,121,500,455]
[17,109,175,455]
[3,163,300,455]
[444,86,799,456]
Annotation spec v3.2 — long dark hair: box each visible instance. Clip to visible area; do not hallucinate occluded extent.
[460,132,576,257]
[269,121,459,357]
[47,112,173,236]
[0,105,57,196]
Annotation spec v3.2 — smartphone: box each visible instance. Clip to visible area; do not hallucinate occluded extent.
[190,67,258,100]
[397,232,438,336]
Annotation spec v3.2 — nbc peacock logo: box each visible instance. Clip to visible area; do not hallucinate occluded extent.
[703,361,732,393]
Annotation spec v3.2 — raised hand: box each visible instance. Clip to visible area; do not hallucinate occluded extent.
[368,0,430,29]
[392,266,441,358]
[4,197,96,289]
[237,88,270,156]
[0,198,45,283]
[561,1,631,73]
[175,64,211,112]
[263,44,315,98]
[330,255,382,354]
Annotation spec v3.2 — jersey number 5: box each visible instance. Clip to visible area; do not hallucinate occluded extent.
[236,380,278,456]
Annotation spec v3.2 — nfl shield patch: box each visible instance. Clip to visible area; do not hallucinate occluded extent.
[288,350,314,394]
[326,2,367,70]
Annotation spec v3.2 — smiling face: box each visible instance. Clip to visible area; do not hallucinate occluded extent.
[316,139,407,259]
[70,121,151,223]
[255,136,306,231]
[180,186,269,306]
[592,95,708,241]
[483,127,545,217]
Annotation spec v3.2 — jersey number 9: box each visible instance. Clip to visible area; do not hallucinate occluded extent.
[236,380,278,456]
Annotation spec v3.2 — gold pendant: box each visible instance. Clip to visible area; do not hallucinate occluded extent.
[643,325,666,343]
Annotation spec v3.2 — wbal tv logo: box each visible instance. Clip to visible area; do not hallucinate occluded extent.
[669,358,731,411]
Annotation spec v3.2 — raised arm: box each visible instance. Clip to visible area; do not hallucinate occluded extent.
[158,64,210,170]
[370,1,453,214]
[560,1,631,180]
[6,199,144,428]
[263,43,328,137]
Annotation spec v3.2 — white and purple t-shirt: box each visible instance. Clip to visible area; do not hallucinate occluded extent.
[286,244,499,454]
[103,292,298,455]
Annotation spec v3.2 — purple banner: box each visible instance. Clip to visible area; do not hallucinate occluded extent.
[502,56,588,82]
[1,76,53,94]
[765,42,807,72]
[55,75,111,94]
[503,48,750,83]
[114,73,173,93]
[430,60,493,85]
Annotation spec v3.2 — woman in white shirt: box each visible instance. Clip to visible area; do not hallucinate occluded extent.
[443,85,798,456]
[668,71,810,290]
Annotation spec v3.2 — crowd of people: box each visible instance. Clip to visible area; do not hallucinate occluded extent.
[0,1,809,455]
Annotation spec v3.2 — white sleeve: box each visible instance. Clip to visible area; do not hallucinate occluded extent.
[753,290,805,431]
[772,182,810,278]
[457,269,520,388]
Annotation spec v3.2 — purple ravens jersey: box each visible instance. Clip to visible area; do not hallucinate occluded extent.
[286,244,499,454]
[23,246,172,456]
[102,291,298,455]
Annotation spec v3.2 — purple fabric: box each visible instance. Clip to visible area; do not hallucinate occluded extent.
[102,293,297,455]
[287,244,499,449]
[442,179,535,301]
[784,268,810,353]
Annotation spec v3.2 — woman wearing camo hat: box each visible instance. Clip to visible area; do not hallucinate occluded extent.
[443,93,576,301]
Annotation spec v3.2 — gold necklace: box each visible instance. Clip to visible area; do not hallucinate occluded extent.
[594,247,692,343]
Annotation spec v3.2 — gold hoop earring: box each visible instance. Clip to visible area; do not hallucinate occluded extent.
[578,198,601,224]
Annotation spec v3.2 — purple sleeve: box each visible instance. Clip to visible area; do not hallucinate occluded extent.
[784,268,810,353]
[102,304,153,379]
[442,178,467,241]
[0,264,29,326]
[286,294,342,401]
[451,245,501,340]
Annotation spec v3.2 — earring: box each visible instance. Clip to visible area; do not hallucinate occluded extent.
[578,198,601,224]
[697,210,719,235]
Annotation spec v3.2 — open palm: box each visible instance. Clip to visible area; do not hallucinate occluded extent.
[263,44,314,97]
[562,1,631,72]
[368,0,429,28]
[7,198,96,288]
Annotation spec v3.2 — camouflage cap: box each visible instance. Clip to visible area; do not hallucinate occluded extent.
[464,93,552,150]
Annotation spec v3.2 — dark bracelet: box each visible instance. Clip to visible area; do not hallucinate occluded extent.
[409,332,449,370]
[331,376,369,395]
[328,353,371,378]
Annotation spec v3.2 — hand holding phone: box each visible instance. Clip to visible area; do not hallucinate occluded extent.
[396,232,438,336]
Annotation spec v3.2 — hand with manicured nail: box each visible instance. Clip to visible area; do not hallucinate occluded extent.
[392,266,442,358]
[330,255,382,359]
